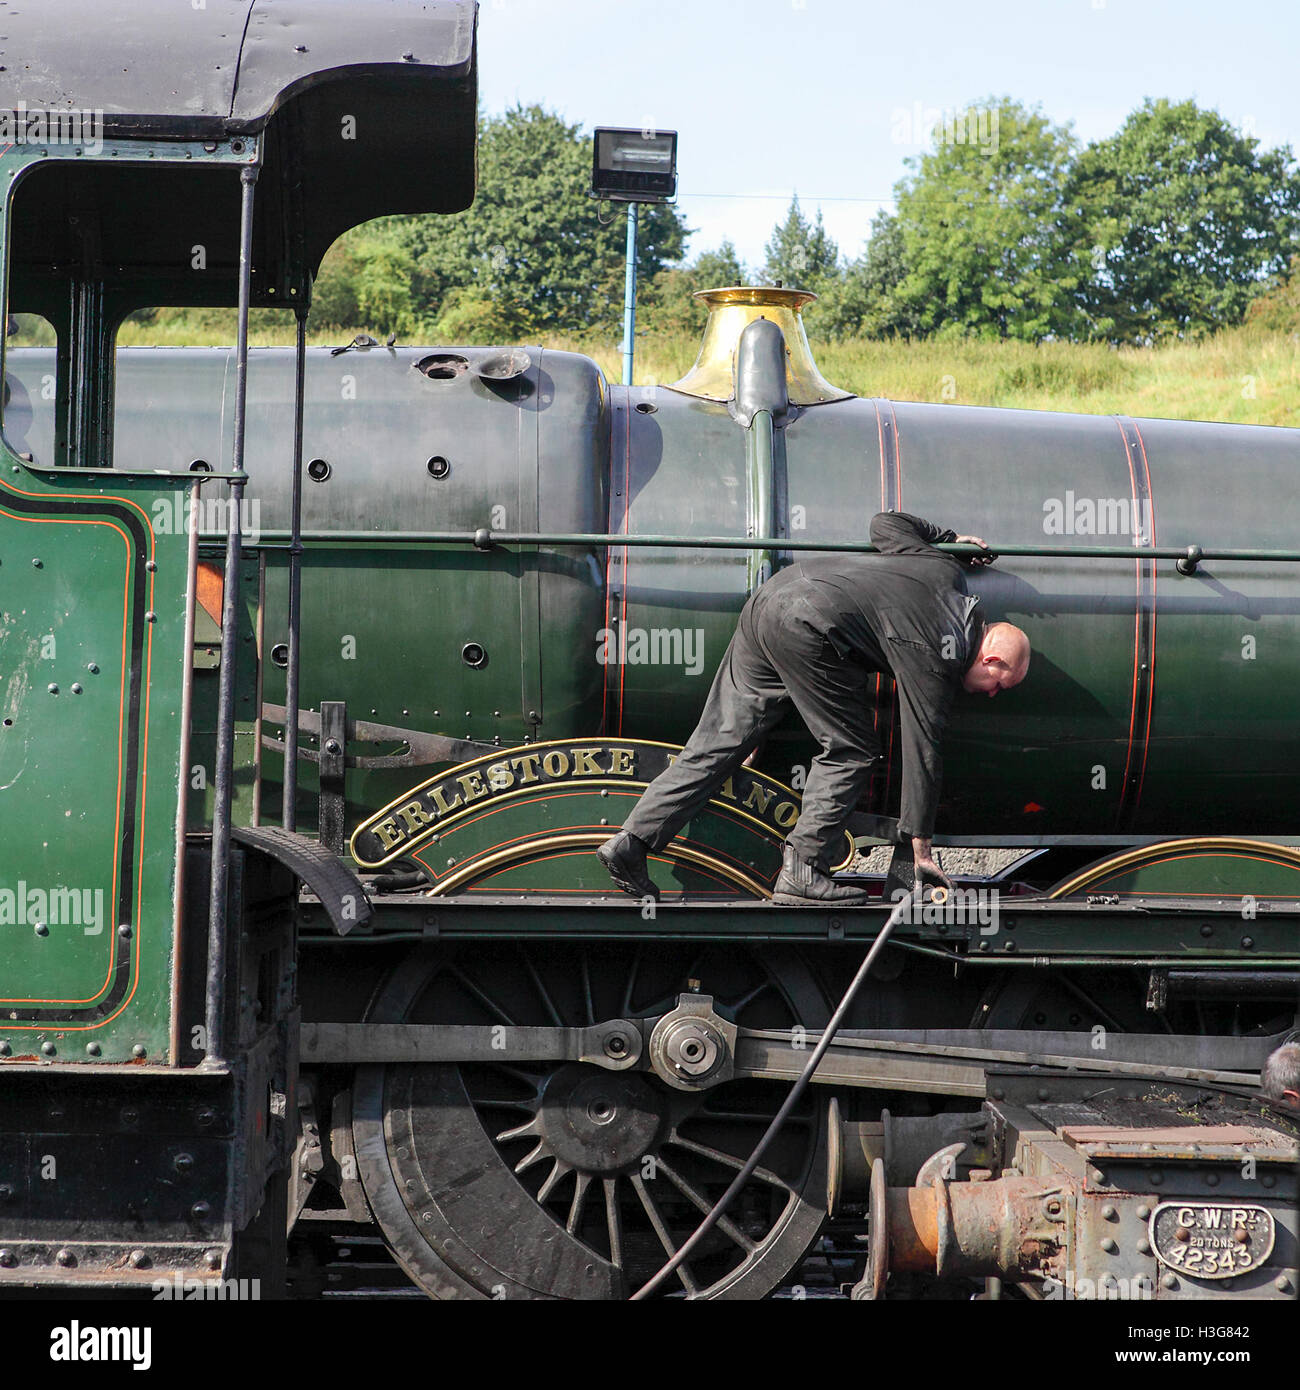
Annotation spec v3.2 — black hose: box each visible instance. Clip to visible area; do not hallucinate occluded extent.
[631,885,926,1300]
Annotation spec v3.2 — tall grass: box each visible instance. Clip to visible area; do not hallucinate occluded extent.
[560,323,1300,427]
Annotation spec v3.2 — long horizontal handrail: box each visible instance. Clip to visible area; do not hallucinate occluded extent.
[242,530,1300,565]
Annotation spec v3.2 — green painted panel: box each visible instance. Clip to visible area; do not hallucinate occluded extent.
[1061,844,1300,899]
[613,393,749,745]
[0,464,189,1061]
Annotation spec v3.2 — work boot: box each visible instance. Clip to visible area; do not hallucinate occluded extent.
[597,831,660,902]
[772,843,872,906]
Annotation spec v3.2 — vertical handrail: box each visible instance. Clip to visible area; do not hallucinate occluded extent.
[169,476,204,1066]
[282,308,308,831]
[205,163,259,1066]
[622,201,638,386]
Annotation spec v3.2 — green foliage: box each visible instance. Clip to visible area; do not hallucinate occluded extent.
[1243,256,1300,335]
[1067,100,1300,343]
[309,243,362,329]
[889,99,1083,342]
[808,211,924,340]
[638,239,748,336]
[6,312,56,345]
[694,240,748,289]
[992,355,1130,397]
[309,226,418,334]
[431,286,536,343]
[393,104,688,336]
[854,211,924,338]
[762,197,839,291]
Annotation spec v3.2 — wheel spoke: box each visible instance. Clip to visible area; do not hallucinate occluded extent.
[445,962,517,1026]
[667,1133,792,1192]
[513,1139,547,1175]
[620,946,642,1016]
[537,1159,570,1204]
[1056,973,1124,1034]
[654,1156,756,1252]
[603,1178,624,1270]
[567,1171,592,1235]
[495,1115,540,1144]
[519,947,563,1027]
[727,978,774,1015]
[698,1109,811,1128]
[491,1064,547,1093]
[467,1090,537,1114]
[581,951,595,1026]
[631,1173,698,1296]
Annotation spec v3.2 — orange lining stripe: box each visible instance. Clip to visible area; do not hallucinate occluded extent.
[1132,422,1156,807]
[0,509,130,1005]
[1115,422,1143,805]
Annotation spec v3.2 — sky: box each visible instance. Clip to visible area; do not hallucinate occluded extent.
[475,0,1300,271]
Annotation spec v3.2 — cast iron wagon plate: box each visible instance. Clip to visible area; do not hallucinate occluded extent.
[1149,1201,1275,1280]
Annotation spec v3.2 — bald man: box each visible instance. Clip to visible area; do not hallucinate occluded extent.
[599,512,1030,905]
[1261,1043,1300,1113]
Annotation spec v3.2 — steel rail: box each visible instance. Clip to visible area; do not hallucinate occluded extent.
[244,530,1300,563]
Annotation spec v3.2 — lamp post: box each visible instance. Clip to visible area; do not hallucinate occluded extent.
[591,127,677,386]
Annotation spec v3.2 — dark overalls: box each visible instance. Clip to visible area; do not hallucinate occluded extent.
[621,512,983,866]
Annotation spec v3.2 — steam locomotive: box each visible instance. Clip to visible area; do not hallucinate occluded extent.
[1,0,1296,1302]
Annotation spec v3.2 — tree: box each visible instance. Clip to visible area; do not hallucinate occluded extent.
[809,211,925,339]
[638,240,749,336]
[890,98,1083,341]
[762,197,840,292]
[694,239,747,288]
[1243,255,1300,335]
[1065,99,1300,342]
[396,105,689,335]
[310,226,418,334]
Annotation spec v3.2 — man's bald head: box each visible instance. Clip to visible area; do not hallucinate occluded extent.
[1261,1043,1300,1111]
[962,622,1030,698]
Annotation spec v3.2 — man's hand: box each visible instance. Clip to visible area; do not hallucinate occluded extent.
[911,837,954,893]
[953,535,996,566]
